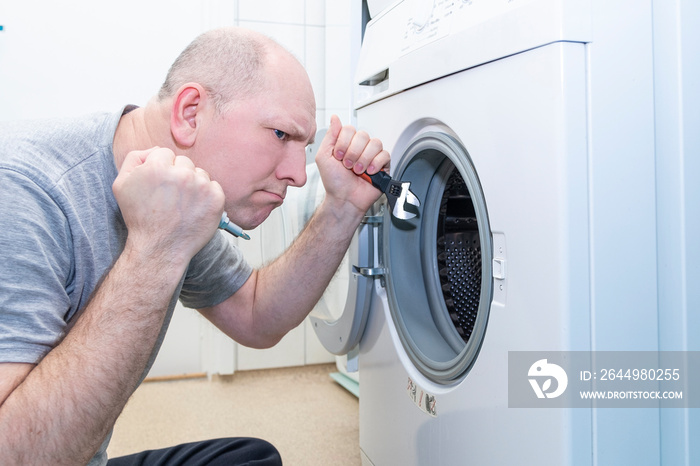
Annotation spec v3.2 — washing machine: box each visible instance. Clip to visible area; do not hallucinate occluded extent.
[311,0,697,465]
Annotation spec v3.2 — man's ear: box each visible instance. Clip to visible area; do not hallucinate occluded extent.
[170,84,207,149]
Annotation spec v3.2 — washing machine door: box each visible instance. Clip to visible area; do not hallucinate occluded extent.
[382,130,494,384]
[308,209,378,355]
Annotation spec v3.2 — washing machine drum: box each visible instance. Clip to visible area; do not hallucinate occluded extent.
[438,170,483,342]
[385,131,493,385]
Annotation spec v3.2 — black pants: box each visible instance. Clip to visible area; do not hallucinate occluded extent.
[107,437,282,466]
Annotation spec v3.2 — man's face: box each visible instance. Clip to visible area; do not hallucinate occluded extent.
[192,55,317,230]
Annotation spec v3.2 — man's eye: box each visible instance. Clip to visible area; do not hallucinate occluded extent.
[274,129,288,140]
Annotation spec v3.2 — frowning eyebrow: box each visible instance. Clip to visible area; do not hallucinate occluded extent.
[288,125,315,145]
[265,115,316,145]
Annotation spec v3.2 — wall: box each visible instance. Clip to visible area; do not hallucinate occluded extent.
[0,0,354,125]
[0,1,198,121]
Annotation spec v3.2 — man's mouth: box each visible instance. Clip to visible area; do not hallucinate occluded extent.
[264,189,286,203]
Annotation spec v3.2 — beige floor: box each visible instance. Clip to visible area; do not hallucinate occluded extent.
[108,363,360,465]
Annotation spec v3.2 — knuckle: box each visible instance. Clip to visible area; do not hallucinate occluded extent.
[344,145,361,160]
[154,147,174,156]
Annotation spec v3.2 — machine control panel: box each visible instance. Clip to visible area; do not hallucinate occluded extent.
[403,0,450,55]
[356,0,591,109]
[402,0,537,56]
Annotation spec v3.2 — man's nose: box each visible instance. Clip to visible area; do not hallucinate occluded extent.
[276,146,307,188]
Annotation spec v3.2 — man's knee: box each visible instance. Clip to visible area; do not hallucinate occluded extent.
[213,437,282,465]
[108,437,282,465]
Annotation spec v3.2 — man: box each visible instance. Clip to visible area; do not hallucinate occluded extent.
[0,27,389,465]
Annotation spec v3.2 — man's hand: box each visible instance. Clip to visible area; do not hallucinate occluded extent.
[315,115,391,218]
[112,147,225,266]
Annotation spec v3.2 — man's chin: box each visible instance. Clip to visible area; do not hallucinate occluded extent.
[241,205,279,230]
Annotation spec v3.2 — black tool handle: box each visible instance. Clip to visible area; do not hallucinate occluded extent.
[360,170,393,193]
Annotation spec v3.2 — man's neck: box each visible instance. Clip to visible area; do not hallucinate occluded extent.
[112,101,170,172]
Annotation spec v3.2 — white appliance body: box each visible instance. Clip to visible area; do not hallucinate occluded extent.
[311,0,698,465]
[357,40,590,466]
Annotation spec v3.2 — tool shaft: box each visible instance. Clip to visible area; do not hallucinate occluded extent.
[219,212,250,240]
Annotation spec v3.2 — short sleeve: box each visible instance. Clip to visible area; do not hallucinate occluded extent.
[178,231,253,309]
[0,169,73,364]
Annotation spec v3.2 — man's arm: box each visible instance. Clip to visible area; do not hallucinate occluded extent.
[201,116,390,348]
[0,251,185,464]
[0,148,224,464]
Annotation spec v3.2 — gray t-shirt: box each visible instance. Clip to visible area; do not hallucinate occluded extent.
[0,107,253,464]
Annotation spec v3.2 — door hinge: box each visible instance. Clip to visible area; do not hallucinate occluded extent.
[353,266,386,278]
[357,206,387,287]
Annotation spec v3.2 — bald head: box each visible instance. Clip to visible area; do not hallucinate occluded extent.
[157,27,300,113]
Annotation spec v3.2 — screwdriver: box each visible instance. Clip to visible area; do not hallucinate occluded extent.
[219,212,251,240]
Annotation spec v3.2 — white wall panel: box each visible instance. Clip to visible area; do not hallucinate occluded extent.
[238,0,305,25]
[0,0,199,121]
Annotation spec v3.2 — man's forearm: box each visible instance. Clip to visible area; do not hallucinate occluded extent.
[250,197,365,343]
[0,247,185,465]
